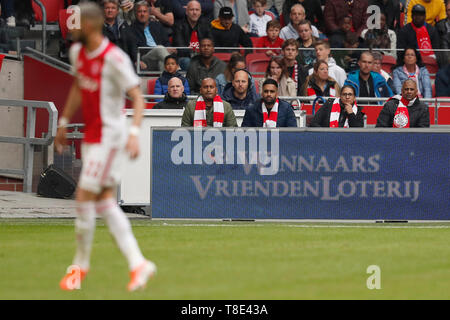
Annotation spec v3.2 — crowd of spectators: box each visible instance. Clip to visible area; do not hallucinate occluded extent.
[1,0,449,127]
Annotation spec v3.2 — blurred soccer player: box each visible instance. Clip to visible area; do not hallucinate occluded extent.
[54,2,156,292]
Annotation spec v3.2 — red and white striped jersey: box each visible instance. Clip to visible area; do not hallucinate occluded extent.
[69,38,140,145]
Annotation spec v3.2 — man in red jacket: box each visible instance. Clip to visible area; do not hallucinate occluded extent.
[323,0,369,37]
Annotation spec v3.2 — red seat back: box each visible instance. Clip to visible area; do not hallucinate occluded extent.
[246,53,270,73]
[422,55,439,75]
[381,55,397,74]
[32,0,65,22]
[213,52,232,63]
[147,78,157,95]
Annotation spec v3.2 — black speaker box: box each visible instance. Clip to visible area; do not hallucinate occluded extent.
[37,165,76,199]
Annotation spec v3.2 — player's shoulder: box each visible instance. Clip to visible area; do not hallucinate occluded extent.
[68,42,83,64]
[105,44,130,66]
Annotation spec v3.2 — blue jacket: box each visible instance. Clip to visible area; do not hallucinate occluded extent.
[221,82,259,110]
[392,66,432,98]
[344,70,393,99]
[154,71,190,102]
[241,99,298,127]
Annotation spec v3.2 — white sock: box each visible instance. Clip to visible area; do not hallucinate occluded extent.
[96,198,145,270]
[73,201,96,271]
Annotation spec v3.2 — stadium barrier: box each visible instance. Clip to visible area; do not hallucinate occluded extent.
[0,99,57,193]
[149,127,450,221]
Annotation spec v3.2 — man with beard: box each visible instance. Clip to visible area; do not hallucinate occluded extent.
[241,78,298,127]
[376,79,430,127]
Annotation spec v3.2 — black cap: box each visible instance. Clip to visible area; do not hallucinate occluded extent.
[412,4,426,15]
[219,7,234,19]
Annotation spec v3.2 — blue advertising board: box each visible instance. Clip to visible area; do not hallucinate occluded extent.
[151,128,450,220]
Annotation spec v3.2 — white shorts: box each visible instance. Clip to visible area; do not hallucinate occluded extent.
[78,142,127,194]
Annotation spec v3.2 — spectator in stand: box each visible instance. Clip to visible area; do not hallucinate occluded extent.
[260,56,297,97]
[153,77,189,109]
[172,0,212,71]
[368,0,401,31]
[182,78,238,127]
[256,20,284,57]
[435,63,450,96]
[145,0,175,35]
[102,0,137,64]
[397,4,441,62]
[130,1,171,71]
[186,37,227,94]
[310,85,364,127]
[222,69,260,110]
[372,51,395,93]
[392,47,432,98]
[242,78,298,127]
[376,79,430,127]
[344,51,394,100]
[282,0,324,32]
[435,0,450,65]
[248,0,274,37]
[296,20,318,68]
[281,39,303,92]
[361,12,397,58]
[211,6,253,53]
[307,40,347,87]
[0,0,15,27]
[333,32,362,73]
[301,59,341,97]
[323,0,369,37]
[261,0,284,19]
[154,55,190,102]
[280,4,320,40]
[215,52,249,95]
[172,0,214,21]
[328,16,354,49]
[406,0,446,26]
[214,0,250,32]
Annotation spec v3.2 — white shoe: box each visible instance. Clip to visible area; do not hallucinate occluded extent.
[6,16,16,27]
[127,260,157,292]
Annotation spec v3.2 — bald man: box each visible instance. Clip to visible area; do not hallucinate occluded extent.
[55,2,156,292]
[376,79,430,128]
[181,78,237,127]
[154,77,189,109]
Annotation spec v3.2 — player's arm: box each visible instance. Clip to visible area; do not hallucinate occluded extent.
[54,80,82,154]
[125,85,145,159]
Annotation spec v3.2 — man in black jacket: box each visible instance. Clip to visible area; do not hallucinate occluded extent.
[172,0,212,70]
[102,0,137,63]
[210,6,252,54]
[435,0,450,66]
[153,77,189,109]
[376,79,430,127]
[130,1,171,71]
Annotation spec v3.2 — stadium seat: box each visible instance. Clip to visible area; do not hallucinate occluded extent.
[422,56,439,75]
[213,52,232,63]
[147,78,157,95]
[58,9,70,40]
[32,0,65,22]
[246,53,270,74]
[381,55,397,73]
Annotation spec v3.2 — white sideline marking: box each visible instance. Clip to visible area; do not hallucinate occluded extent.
[158,223,450,229]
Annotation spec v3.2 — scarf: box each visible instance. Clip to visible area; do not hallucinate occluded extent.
[262,99,279,128]
[330,98,357,128]
[189,30,200,53]
[402,64,422,97]
[388,95,415,128]
[193,95,224,127]
[410,23,435,57]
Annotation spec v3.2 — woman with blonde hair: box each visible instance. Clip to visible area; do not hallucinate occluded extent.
[301,59,340,97]
[260,56,296,97]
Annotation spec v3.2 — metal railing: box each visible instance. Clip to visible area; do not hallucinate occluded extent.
[0,99,58,193]
[32,0,47,55]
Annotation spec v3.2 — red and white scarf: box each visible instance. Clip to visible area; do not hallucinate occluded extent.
[388,95,415,128]
[262,99,279,128]
[193,95,224,127]
[402,64,422,97]
[189,31,200,53]
[329,98,357,128]
[410,23,435,58]
[307,86,336,98]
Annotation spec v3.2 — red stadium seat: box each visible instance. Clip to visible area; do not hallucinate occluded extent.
[381,55,397,73]
[32,0,65,22]
[58,9,70,40]
[422,55,439,75]
[213,52,232,63]
[147,78,157,95]
[246,53,270,74]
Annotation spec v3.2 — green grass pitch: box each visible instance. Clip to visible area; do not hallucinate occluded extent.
[1,219,449,300]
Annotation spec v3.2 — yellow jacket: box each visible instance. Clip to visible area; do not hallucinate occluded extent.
[406,0,447,26]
